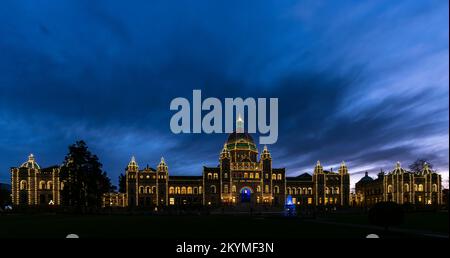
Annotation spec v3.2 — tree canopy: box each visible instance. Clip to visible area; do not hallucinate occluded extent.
[60,141,113,210]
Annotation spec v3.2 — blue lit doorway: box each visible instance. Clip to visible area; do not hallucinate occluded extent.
[240,187,253,203]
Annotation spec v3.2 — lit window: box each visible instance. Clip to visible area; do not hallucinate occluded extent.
[181,187,186,194]
[187,187,193,194]
[265,185,269,193]
[277,174,282,180]
[249,173,254,179]
[255,173,259,179]
[20,180,27,190]
[232,185,236,193]
[418,184,424,192]
[272,174,276,180]
[307,198,312,205]
[213,173,219,180]
[244,173,248,178]
[169,198,175,205]
[274,186,279,194]
[169,187,174,194]
[207,173,212,180]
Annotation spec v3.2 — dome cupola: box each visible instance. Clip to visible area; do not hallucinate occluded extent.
[20,154,40,170]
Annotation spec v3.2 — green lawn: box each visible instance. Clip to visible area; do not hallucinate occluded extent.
[319,211,449,234]
[0,213,442,239]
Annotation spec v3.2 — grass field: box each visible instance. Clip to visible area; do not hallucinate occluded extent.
[0,212,447,239]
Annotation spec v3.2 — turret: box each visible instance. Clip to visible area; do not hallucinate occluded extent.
[220,144,231,160]
[127,156,139,172]
[261,145,272,160]
[157,157,168,174]
[422,162,432,175]
[338,161,348,175]
[314,160,324,174]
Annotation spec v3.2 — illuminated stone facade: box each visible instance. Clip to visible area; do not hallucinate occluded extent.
[355,162,443,207]
[110,130,351,209]
[10,129,351,209]
[10,154,61,206]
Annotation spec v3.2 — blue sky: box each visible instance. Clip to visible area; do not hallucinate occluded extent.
[0,0,448,189]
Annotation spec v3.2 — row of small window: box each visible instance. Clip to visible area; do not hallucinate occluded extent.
[129,174,167,179]
[287,187,314,195]
[19,180,64,190]
[206,173,283,180]
[169,186,203,195]
[387,183,438,193]
[210,185,282,194]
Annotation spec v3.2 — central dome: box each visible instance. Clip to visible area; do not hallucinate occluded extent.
[226,132,257,151]
[225,132,258,163]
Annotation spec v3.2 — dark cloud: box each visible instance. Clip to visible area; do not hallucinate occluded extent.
[0,0,448,187]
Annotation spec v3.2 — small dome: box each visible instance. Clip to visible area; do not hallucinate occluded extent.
[357,172,373,183]
[20,154,40,169]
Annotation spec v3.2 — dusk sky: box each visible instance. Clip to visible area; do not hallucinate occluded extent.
[0,0,448,188]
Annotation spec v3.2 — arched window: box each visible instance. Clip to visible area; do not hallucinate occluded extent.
[265,185,269,193]
[139,186,144,194]
[169,187,174,194]
[223,185,229,193]
[255,173,260,179]
[175,187,181,194]
[277,174,282,180]
[232,185,236,193]
[256,185,261,192]
[335,187,339,194]
[152,186,156,194]
[199,186,203,194]
[287,187,291,194]
[432,184,438,192]
[213,173,219,180]
[60,181,64,190]
[145,186,151,194]
[272,174,277,180]
[299,188,303,195]
[187,187,193,194]
[293,188,297,195]
[193,187,198,194]
[274,185,279,194]
[418,184,424,192]
[181,187,186,194]
[308,187,312,195]
[325,187,329,195]
[47,181,53,190]
[39,181,46,190]
[414,184,418,191]
[244,173,248,178]
[207,173,212,180]
[210,185,216,194]
[249,173,254,179]
[387,185,393,193]
[20,180,27,190]
[404,184,410,192]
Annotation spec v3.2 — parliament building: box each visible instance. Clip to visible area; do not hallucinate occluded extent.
[354,162,443,207]
[10,126,351,209]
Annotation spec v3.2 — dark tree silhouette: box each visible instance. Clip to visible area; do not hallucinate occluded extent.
[409,159,433,173]
[368,202,404,231]
[118,173,126,193]
[60,141,113,211]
